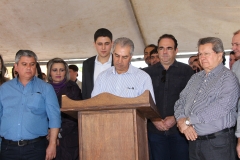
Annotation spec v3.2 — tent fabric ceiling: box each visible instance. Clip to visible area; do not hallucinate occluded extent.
[0,0,239,63]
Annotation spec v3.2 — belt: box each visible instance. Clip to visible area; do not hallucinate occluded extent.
[197,127,234,140]
[2,136,46,146]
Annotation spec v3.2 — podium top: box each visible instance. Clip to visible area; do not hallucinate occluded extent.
[61,90,160,119]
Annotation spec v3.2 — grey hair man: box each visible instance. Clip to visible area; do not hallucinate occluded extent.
[91,37,155,101]
[175,37,239,160]
[0,50,61,160]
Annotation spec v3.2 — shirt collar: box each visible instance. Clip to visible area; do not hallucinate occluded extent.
[157,60,178,69]
[112,63,133,74]
[203,63,224,77]
[15,76,35,86]
[170,60,179,67]
[95,54,112,65]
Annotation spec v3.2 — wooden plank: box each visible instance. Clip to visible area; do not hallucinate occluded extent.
[135,110,148,160]
[79,109,136,160]
[61,90,160,119]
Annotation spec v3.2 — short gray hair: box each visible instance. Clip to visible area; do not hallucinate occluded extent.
[15,50,38,63]
[198,37,225,64]
[46,58,70,82]
[112,37,134,55]
[198,37,224,53]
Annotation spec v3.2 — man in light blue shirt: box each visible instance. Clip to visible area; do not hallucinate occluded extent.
[0,50,61,160]
[91,37,155,101]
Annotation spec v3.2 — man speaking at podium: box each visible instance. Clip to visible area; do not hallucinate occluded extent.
[91,37,155,101]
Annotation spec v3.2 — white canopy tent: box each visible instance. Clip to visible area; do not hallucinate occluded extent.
[0,0,239,64]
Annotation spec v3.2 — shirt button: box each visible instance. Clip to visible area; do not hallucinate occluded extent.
[204,80,206,82]
[193,100,196,103]
[199,90,201,93]
[191,112,193,115]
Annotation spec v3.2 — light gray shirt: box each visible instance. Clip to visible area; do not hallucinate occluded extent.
[232,60,240,137]
[175,63,239,136]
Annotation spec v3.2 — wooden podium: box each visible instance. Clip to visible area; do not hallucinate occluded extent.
[61,90,160,160]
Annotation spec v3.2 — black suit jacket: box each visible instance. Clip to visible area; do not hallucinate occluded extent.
[82,55,113,99]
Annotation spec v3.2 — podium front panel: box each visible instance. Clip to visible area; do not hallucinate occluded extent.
[78,109,148,160]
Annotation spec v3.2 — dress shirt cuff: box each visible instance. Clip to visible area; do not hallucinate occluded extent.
[235,131,240,138]
[175,115,186,121]
[189,114,200,124]
[49,118,61,128]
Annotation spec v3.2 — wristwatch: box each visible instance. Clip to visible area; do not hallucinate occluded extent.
[185,118,191,126]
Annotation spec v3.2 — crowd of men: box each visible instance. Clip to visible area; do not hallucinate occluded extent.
[0,28,240,160]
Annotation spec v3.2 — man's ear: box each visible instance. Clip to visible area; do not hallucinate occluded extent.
[218,52,223,61]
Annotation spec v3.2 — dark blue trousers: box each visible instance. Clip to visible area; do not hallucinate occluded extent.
[148,132,189,160]
[0,138,47,160]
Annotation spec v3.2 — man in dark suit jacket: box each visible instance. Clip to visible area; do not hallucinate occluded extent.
[82,28,114,99]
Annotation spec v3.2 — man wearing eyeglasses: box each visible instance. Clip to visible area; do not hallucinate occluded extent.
[175,37,239,160]
[144,34,193,160]
[231,29,240,158]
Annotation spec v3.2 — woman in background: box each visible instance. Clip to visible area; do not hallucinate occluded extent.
[0,55,9,84]
[36,62,43,79]
[11,66,18,78]
[0,55,9,152]
[47,58,82,160]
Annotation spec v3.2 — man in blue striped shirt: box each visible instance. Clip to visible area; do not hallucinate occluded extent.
[175,37,240,160]
[91,37,155,101]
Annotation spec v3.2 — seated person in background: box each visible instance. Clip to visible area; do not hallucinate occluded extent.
[91,37,155,101]
[150,47,160,65]
[192,58,203,73]
[144,44,157,67]
[188,55,198,68]
[47,58,82,160]
[229,51,237,69]
[69,64,82,90]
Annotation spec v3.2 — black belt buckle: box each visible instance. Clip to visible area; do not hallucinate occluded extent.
[18,140,27,146]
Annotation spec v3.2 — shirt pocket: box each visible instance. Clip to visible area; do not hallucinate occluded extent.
[26,92,45,115]
[125,87,137,97]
